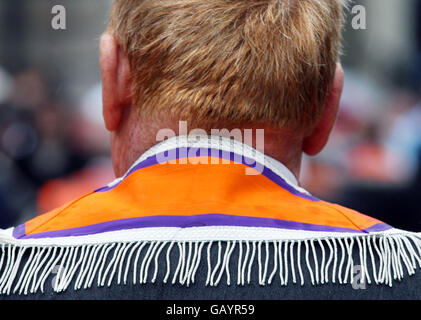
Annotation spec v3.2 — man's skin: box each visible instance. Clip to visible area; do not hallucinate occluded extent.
[99,33,345,182]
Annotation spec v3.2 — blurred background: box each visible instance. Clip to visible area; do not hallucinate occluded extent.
[0,0,420,231]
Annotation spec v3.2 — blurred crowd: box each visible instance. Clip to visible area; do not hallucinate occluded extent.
[302,65,421,231]
[0,66,114,228]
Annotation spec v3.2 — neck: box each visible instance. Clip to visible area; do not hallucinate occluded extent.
[111,111,305,180]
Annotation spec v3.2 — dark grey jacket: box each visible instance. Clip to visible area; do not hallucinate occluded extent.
[1,241,421,300]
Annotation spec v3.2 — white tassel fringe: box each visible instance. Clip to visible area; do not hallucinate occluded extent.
[0,233,421,295]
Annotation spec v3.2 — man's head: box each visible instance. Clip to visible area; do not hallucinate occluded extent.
[100,0,346,178]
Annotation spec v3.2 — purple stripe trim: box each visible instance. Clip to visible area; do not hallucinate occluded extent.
[14,214,391,239]
[13,223,26,239]
[95,148,319,202]
[362,223,393,233]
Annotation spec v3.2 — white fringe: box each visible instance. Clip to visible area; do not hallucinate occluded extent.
[0,233,421,295]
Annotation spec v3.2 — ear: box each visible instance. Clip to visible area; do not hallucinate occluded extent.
[100,33,132,132]
[303,63,344,156]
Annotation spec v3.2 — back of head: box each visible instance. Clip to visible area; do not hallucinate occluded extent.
[108,0,347,131]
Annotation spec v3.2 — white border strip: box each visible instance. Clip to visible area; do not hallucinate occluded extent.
[0,226,412,247]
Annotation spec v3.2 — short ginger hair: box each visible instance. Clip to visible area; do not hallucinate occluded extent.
[108,0,347,130]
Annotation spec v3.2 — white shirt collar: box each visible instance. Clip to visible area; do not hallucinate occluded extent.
[108,135,309,195]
